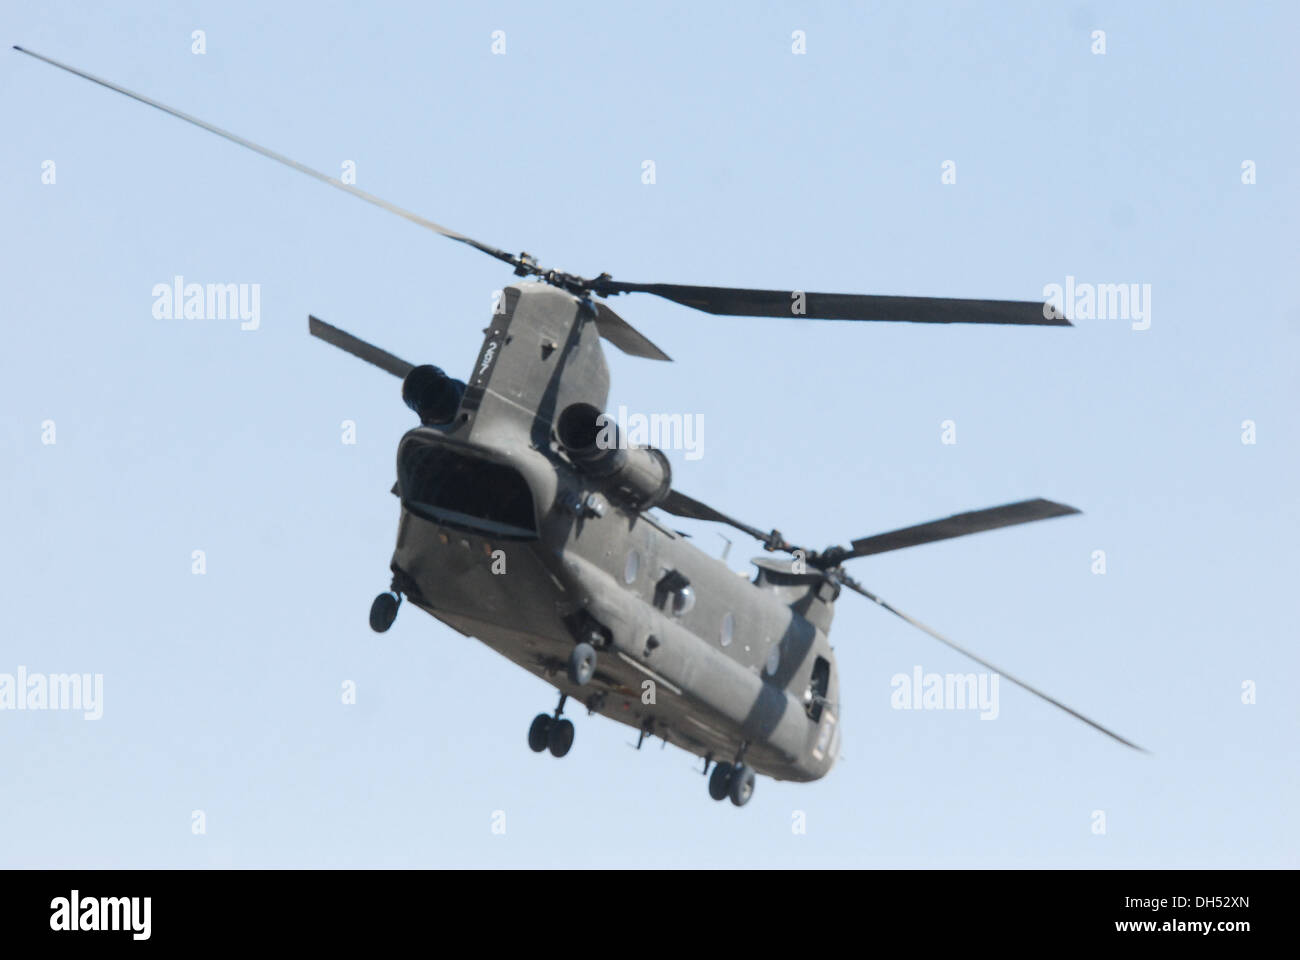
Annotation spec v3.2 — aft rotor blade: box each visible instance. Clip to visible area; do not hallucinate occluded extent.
[12,46,525,271]
[839,575,1146,752]
[594,280,1069,327]
[847,498,1081,559]
[659,490,772,544]
[308,315,414,378]
[593,302,672,361]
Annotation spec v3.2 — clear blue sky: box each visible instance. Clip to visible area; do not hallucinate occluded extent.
[2,1,1296,867]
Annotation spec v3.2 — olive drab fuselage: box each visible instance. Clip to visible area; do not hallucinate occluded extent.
[389,283,841,782]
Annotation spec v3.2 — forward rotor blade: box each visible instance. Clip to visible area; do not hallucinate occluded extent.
[847,498,1080,559]
[593,302,672,361]
[12,46,524,271]
[308,315,414,378]
[594,280,1069,327]
[839,575,1146,752]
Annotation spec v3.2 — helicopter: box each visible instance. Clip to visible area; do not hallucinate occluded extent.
[15,47,1144,808]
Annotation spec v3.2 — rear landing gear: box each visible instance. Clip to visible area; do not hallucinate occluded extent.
[528,714,552,753]
[369,591,400,633]
[708,763,733,801]
[528,694,576,758]
[706,755,756,807]
[547,719,575,757]
[728,765,756,806]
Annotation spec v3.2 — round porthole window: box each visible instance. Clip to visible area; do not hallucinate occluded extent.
[624,549,640,584]
[765,644,780,676]
[720,612,735,647]
[672,584,695,616]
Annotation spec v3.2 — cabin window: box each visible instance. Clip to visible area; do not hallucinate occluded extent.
[398,444,536,539]
[624,549,640,584]
[720,612,735,647]
[655,570,694,616]
[672,585,696,616]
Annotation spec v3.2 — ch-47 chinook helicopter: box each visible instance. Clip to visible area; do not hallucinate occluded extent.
[18,47,1145,808]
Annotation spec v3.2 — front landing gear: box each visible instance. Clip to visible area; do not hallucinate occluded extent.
[369,591,400,633]
[370,571,417,633]
[528,694,576,758]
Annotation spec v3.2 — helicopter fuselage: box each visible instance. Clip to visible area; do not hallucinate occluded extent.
[386,283,842,781]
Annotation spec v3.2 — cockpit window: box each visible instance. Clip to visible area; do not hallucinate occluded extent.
[399,444,536,539]
[807,656,831,721]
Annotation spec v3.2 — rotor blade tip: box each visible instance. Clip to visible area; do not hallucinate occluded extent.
[1041,303,1074,327]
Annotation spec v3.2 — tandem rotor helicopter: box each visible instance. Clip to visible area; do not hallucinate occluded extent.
[17,47,1144,808]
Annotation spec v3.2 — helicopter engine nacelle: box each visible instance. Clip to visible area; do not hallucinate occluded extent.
[557,402,672,510]
[401,364,466,425]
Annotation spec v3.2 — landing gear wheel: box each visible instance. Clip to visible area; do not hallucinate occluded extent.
[728,764,756,807]
[527,714,553,753]
[567,642,597,686]
[547,718,575,757]
[708,762,733,802]
[369,592,400,633]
